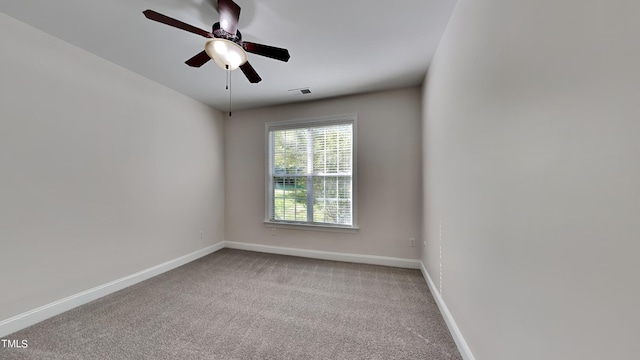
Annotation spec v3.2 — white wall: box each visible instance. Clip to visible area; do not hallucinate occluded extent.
[0,14,225,322]
[225,88,422,259]
[422,1,640,359]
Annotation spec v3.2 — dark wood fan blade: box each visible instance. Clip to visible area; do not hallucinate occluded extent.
[240,62,262,83]
[242,42,290,62]
[217,0,241,35]
[185,50,211,67]
[143,10,213,38]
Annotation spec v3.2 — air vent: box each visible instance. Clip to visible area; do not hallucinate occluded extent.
[288,87,312,96]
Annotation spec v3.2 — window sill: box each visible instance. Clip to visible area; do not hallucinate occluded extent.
[263,221,359,233]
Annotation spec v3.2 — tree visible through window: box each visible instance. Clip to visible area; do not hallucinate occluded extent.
[266,116,356,228]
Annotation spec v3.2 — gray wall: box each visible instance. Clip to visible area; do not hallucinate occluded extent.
[0,14,225,321]
[421,0,640,359]
[225,87,423,259]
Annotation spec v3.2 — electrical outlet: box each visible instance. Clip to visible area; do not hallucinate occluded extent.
[423,241,427,248]
[199,231,204,239]
[409,238,416,247]
[271,228,277,236]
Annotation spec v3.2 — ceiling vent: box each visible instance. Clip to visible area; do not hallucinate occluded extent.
[288,87,311,96]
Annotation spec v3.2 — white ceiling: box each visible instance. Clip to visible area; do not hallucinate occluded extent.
[0,0,456,111]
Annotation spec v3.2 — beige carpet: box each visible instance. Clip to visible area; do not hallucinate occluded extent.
[2,249,462,359]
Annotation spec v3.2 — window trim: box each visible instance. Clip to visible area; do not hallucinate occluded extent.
[264,114,358,231]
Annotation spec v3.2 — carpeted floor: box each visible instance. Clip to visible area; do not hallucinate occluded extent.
[1,249,462,359]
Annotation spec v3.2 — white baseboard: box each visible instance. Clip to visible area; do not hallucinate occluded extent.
[0,241,225,338]
[224,241,421,269]
[420,262,476,360]
[0,240,426,338]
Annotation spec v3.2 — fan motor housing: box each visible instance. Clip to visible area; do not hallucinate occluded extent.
[212,22,242,44]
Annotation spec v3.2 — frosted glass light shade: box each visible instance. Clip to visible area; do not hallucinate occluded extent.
[204,38,248,70]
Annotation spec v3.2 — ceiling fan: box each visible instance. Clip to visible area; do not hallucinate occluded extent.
[143,0,290,84]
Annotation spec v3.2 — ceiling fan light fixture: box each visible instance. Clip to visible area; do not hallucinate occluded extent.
[205,38,247,70]
[143,0,289,84]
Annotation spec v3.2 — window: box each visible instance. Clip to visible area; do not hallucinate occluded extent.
[265,114,357,230]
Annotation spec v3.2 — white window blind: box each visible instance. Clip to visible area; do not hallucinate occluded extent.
[266,115,357,228]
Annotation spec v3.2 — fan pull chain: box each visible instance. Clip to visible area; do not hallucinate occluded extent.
[225,65,232,117]
[225,65,229,90]
[228,66,232,117]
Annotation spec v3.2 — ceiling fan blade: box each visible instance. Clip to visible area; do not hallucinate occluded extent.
[242,42,290,62]
[143,10,213,38]
[185,50,212,67]
[217,0,241,35]
[240,62,262,83]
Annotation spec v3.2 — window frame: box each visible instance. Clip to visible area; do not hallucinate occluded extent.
[264,114,358,232]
